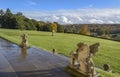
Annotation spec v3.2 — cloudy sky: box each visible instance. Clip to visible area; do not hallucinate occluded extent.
[0,0,120,24]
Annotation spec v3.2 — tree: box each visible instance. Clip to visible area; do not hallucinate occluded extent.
[31,19,38,30]
[0,9,4,27]
[2,8,15,28]
[64,28,68,33]
[36,21,45,31]
[57,25,64,33]
[24,18,37,30]
[51,22,57,36]
[5,8,12,16]
[42,22,52,31]
[80,25,90,35]
[0,9,4,16]
[97,26,110,38]
[16,13,26,30]
[16,12,23,16]
[51,22,57,32]
[71,25,76,33]
[57,22,64,32]
[0,8,50,30]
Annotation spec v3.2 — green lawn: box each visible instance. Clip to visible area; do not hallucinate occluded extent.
[0,28,120,77]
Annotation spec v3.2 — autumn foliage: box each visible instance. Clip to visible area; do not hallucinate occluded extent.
[80,25,90,35]
[51,22,57,32]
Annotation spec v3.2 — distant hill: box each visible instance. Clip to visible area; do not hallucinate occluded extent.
[64,24,120,33]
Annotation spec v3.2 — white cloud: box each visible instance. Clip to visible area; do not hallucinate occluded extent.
[89,19,104,23]
[22,8,120,24]
[61,16,68,23]
[107,21,114,24]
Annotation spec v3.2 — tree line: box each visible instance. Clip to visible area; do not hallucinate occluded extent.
[0,8,37,30]
[0,8,90,34]
[0,8,64,32]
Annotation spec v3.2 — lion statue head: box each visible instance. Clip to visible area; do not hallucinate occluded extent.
[89,43,100,56]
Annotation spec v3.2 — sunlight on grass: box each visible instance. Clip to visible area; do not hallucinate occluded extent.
[0,28,119,77]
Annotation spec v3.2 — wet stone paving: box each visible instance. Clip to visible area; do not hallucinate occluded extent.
[0,38,71,77]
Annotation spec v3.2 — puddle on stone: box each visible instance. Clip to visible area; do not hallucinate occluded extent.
[21,48,28,59]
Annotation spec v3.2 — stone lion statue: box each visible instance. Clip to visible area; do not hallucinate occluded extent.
[21,33,28,48]
[70,42,100,77]
[89,43,100,56]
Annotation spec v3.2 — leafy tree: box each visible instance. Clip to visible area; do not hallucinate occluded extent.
[97,26,110,38]
[15,12,25,30]
[79,25,90,35]
[56,22,64,32]
[51,22,57,36]
[0,9,4,27]
[0,8,38,30]
[51,22,57,32]
[24,18,37,30]
[5,8,12,16]
[37,21,45,31]
[64,28,68,33]
[31,19,38,30]
[98,27,110,35]
[16,12,23,16]
[2,8,15,28]
[0,9,4,16]
[71,25,76,33]
[42,22,52,31]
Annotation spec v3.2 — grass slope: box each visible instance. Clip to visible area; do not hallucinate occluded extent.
[0,28,119,77]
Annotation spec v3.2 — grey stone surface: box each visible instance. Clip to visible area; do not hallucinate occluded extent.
[0,38,70,77]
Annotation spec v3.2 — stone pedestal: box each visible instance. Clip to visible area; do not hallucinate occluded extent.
[65,66,88,77]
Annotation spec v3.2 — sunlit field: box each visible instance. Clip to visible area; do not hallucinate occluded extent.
[0,28,120,77]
